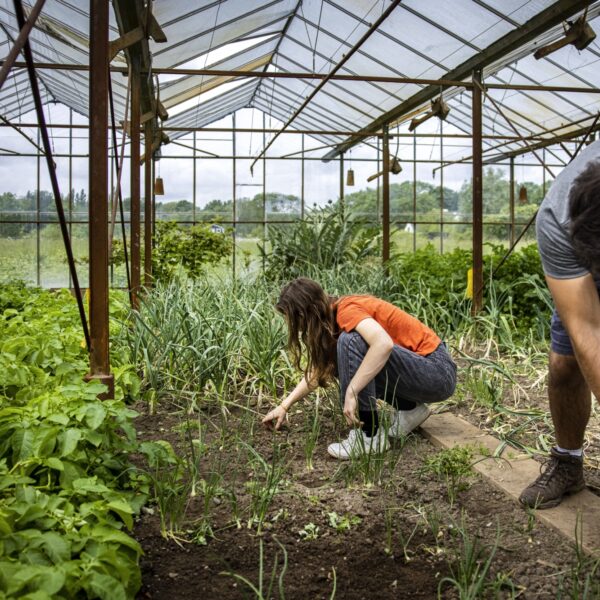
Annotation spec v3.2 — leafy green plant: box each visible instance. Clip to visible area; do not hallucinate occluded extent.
[151,220,232,281]
[259,202,380,280]
[421,446,476,507]
[327,511,361,533]
[298,522,320,540]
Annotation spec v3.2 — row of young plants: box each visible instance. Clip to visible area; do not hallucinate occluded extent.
[0,285,162,599]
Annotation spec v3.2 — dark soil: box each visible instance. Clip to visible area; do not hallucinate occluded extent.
[132,395,599,600]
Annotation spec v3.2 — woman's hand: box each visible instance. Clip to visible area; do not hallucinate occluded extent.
[343,393,361,427]
[262,405,288,430]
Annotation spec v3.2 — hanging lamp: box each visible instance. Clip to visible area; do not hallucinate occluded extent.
[154,176,165,195]
[346,168,355,186]
[518,185,528,204]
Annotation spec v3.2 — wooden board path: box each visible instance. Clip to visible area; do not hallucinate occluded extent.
[419,412,600,555]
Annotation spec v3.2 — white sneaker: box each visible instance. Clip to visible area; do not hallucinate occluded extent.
[389,404,431,438]
[327,429,390,460]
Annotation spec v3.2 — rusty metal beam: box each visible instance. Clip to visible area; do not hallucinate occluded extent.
[3,60,600,95]
[0,0,46,92]
[87,0,113,396]
[144,121,152,286]
[323,0,595,161]
[382,124,390,265]
[130,57,141,308]
[472,71,483,316]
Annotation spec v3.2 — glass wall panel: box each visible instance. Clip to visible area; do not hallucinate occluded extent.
[40,225,68,288]
[265,159,301,222]
[194,158,233,222]
[304,158,339,208]
[0,222,37,284]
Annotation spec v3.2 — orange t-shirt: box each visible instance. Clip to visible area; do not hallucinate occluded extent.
[335,295,440,356]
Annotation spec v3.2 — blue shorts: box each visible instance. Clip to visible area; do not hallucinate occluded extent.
[551,276,600,355]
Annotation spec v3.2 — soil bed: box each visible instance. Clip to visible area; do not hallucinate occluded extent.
[132,394,600,599]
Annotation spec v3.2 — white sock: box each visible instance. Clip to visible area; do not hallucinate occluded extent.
[555,445,583,457]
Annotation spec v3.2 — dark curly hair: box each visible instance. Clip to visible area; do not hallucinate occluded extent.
[569,159,600,275]
[276,278,338,387]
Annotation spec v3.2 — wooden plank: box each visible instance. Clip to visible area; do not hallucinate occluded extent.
[420,412,600,555]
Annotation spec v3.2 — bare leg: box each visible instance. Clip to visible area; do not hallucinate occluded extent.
[548,350,591,449]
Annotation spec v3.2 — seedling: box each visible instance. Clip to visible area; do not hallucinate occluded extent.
[421,445,476,507]
[327,511,361,533]
[304,394,322,471]
[299,522,320,540]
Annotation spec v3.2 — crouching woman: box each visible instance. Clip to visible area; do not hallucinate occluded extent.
[262,277,457,459]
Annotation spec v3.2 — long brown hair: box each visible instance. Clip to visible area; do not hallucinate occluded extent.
[276,277,338,387]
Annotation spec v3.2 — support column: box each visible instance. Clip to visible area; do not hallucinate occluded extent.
[472,70,483,315]
[509,156,515,246]
[339,153,344,207]
[130,58,141,307]
[144,121,152,286]
[88,0,113,396]
[382,124,390,264]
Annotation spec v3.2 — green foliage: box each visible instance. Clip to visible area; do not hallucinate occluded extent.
[260,202,380,280]
[421,446,476,506]
[110,221,232,282]
[0,284,148,599]
[327,512,361,533]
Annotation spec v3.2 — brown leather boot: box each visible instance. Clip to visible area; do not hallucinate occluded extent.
[519,447,585,509]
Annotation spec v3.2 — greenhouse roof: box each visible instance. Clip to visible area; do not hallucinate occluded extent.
[1,0,599,160]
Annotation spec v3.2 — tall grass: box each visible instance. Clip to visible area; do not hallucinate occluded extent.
[114,262,552,417]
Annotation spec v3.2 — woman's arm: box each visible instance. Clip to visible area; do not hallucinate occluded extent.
[343,318,394,427]
[262,375,318,430]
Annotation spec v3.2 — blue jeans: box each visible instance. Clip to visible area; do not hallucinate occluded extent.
[551,275,600,355]
[336,331,457,412]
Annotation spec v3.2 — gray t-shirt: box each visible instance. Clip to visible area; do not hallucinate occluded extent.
[536,138,600,279]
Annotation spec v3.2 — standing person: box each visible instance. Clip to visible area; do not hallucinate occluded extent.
[519,143,600,509]
[262,278,457,459]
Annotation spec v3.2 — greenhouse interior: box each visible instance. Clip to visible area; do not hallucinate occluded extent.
[2,0,600,598]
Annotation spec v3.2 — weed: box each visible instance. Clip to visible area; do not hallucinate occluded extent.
[421,445,477,507]
[327,511,361,533]
[299,522,320,540]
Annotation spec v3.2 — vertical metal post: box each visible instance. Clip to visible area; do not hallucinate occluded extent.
[232,113,237,276]
[88,0,113,395]
[36,128,40,286]
[339,153,344,206]
[301,133,305,219]
[472,70,484,315]
[144,121,152,286]
[130,58,141,307]
[440,120,444,253]
[412,131,417,251]
[262,112,266,273]
[509,156,515,246]
[382,124,390,264]
[152,156,156,239]
[192,130,197,224]
[68,108,73,288]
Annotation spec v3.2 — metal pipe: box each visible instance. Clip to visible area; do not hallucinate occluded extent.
[382,124,390,265]
[12,0,90,349]
[144,121,153,286]
[3,60,600,95]
[472,70,483,316]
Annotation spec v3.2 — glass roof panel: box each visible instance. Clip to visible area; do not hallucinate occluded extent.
[150,0,296,68]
